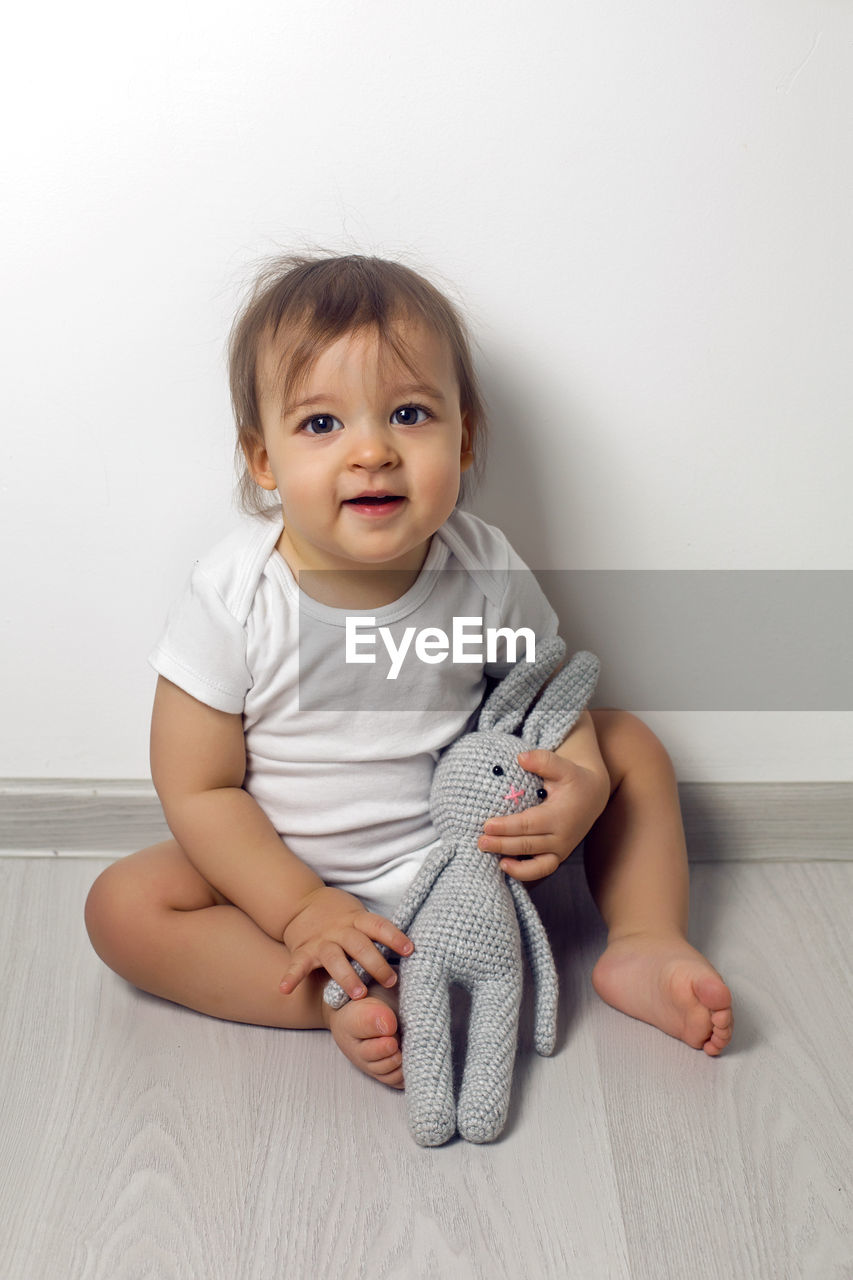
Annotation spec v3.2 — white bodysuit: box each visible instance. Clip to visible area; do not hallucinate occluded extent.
[149,508,558,915]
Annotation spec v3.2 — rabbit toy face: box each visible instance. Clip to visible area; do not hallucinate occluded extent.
[430,732,547,843]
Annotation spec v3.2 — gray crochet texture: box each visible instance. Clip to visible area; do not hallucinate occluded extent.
[324,637,600,1146]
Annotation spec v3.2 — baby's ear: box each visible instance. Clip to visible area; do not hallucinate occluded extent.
[477,637,567,736]
[459,411,475,473]
[522,651,601,750]
[243,435,277,491]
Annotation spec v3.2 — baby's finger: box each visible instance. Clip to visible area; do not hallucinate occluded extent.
[499,853,561,882]
[318,948,371,1001]
[481,810,551,841]
[478,830,554,859]
[278,955,314,995]
[345,931,401,990]
[517,748,577,781]
[357,911,415,959]
[286,941,368,1001]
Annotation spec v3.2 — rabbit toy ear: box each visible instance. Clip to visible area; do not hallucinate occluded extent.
[477,636,568,736]
[521,649,601,750]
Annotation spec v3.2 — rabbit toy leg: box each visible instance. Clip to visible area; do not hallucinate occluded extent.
[456,970,523,1144]
[399,953,457,1147]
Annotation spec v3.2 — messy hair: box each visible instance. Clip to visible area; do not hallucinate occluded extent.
[227,253,488,516]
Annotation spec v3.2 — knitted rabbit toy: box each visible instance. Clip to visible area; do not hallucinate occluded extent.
[324,637,600,1146]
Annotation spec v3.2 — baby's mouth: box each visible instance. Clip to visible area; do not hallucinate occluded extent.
[343,493,406,514]
[345,495,403,505]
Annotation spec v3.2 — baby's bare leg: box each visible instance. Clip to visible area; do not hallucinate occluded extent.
[86,841,323,1026]
[585,711,733,1056]
[84,841,402,1083]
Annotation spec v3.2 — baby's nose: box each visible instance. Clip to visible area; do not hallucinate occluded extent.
[349,421,398,466]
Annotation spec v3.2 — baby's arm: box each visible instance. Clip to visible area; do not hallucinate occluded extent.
[150,677,411,998]
[478,710,611,881]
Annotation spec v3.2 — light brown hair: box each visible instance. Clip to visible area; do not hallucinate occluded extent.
[228,253,487,516]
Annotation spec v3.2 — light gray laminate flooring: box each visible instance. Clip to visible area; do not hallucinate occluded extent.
[0,855,850,1280]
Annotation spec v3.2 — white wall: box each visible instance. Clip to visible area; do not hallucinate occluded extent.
[2,0,850,782]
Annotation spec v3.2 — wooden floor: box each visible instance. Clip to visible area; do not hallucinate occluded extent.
[0,856,850,1280]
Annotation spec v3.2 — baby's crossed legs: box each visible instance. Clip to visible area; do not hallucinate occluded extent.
[84,841,403,1086]
[86,708,733,1091]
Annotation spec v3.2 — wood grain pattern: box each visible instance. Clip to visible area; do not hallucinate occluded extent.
[592,861,853,1280]
[1,780,851,859]
[0,857,850,1279]
[0,781,172,854]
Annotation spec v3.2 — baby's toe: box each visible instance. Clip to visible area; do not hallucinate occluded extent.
[704,1008,734,1056]
[711,1005,733,1032]
[377,1070,404,1090]
[346,996,398,1039]
[704,1027,730,1055]
[694,973,733,1055]
[360,1035,400,1063]
[372,1052,404,1089]
[695,972,732,1015]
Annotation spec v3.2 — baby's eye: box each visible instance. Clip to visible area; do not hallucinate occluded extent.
[301,414,343,436]
[492,765,504,776]
[391,405,430,426]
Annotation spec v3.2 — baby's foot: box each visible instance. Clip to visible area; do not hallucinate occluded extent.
[591,932,733,1056]
[324,993,404,1088]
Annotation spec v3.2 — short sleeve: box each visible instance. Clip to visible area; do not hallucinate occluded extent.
[148,567,252,713]
[484,543,560,679]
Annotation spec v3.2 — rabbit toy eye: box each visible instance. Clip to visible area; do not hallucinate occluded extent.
[492,765,504,776]
[536,788,548,801]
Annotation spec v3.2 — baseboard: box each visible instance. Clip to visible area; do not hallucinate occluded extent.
[678,781,851,861]
[0,780,172,857]
[0,778,850,862]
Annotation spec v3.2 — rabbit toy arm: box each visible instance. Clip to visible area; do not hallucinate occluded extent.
[322,840,456,1011]
[387,840,457,937]
[507,876,558,1056]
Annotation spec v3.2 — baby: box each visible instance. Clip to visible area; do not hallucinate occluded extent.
[85,253,732,1087]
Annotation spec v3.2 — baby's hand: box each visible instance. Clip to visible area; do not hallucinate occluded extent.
[279,886,413,1001]
[477,748,610,882]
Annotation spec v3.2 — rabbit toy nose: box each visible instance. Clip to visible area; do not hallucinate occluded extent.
[504,784,525,805]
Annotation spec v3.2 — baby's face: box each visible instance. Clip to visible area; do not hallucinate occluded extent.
[247,320,473,594]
